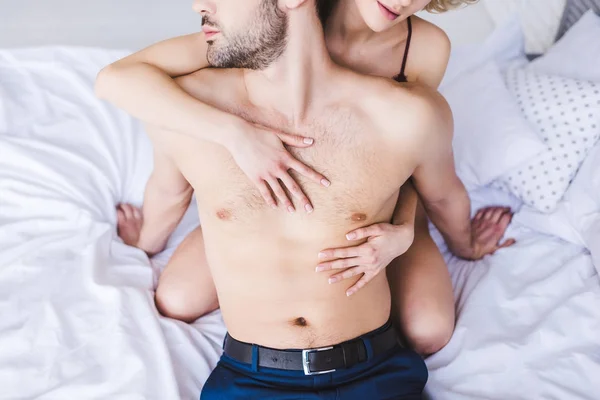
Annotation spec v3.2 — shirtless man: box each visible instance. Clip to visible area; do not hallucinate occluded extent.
[114,0,494,398]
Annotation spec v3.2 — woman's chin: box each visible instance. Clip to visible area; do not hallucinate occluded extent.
[364,16,399,33]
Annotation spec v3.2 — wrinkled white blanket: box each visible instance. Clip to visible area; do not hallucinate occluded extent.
[1,47,599,400]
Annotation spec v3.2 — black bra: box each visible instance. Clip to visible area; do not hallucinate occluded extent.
[393,16,413,83]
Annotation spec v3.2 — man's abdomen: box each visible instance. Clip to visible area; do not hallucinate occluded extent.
[202,223,392,350]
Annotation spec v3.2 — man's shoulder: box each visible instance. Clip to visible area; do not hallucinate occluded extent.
[355,76,452,140]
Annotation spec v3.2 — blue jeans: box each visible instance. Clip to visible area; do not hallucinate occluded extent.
[200,325,428,400]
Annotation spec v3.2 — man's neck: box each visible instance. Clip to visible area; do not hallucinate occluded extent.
[243,4,339,127]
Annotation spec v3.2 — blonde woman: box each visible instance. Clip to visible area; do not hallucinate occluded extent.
[97,0,513,357]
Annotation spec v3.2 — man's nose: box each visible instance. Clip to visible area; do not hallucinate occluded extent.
[192,0,215,15]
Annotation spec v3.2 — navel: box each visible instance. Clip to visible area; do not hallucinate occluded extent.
[351,213,367,222]
[215,208,233,221]
[292,317,308,327]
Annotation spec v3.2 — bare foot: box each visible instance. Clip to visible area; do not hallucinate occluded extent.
[117,204,143,247]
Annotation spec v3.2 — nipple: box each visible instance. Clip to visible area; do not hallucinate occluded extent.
[351,213,367,222]
[216,208,232,220]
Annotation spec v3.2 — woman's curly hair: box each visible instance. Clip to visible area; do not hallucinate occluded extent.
[425,0,479,13]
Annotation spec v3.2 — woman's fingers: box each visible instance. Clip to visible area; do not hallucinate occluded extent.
[288,157,330,188]
[489,208,503,224]
[328,266,366,284]
[316,257,362,272]
[277,132,314,148]
[279,173,313,213]
[256,179,277,209]
[346,224,385,241]
[266,177,294,212]
[318,246,361,262]
[345,273,374,297]
[497,238,516,250]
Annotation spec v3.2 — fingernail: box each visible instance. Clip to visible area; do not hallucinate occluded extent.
[318,252,327,259]
[346,291,353,297]
[328,277,338,284]
[321,179,331,187]
[315,266,324,272]
[304,138,314,145]
[305,204,314,213]
[287,206,295,213]
[346,233,356,240]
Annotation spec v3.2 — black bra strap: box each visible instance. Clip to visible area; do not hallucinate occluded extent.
[398,16,413,80]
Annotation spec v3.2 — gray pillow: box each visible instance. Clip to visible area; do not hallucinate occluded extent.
[555,0,600,40]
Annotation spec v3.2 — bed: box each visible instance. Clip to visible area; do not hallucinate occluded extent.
[2,2,600,400]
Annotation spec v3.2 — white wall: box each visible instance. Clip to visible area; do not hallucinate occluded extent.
[0,0,201,50]
[0,0,495,50]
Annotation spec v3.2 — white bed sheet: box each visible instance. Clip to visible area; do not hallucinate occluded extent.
[1,47,600,400]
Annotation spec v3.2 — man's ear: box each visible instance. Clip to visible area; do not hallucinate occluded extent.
[281,0,309,10]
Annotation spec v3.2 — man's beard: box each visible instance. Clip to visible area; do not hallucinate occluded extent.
[205,0,288,70]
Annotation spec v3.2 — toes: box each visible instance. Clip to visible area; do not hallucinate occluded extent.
[119,204,131,219]
[117,204,143,229]
[117,208,126,225]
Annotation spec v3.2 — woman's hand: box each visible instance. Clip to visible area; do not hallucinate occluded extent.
[316,222,415,297]
[228,122,330,213]
[469,206,516,259]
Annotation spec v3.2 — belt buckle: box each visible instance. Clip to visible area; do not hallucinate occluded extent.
[302,346,336,376]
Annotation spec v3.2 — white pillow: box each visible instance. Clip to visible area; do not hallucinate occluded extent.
[484,0,566,54]
[514,142,600,248]
[441,16,525,88]
[496,68,600,212]
[529,10,600,82]
[441,62,546,189]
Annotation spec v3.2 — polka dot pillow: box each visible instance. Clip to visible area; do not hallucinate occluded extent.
[494,67,600,212]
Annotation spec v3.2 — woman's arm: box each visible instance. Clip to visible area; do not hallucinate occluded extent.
[96,34,239,145]
[96,33,329,210]
[408,17,452,89]
[381,23,451,244]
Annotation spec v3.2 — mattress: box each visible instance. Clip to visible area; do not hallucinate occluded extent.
[1,47,600,400]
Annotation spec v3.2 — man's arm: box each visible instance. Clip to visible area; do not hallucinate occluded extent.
[409,90,479,260]
[135,148,193,256]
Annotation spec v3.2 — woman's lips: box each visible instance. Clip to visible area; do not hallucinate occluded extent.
[377,1,400,21]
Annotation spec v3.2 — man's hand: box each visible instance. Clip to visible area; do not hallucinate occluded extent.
[229,122,331,213]
[316,223,414,297]
[469,206,516,260]
[117,204,143,248]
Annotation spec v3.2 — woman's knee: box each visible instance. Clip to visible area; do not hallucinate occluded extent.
[402,309,454,356]
[155,282,218,323]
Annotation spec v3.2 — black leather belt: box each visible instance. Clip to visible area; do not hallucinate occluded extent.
[223,322,398,375]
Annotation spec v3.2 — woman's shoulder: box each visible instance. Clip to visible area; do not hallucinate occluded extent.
[406,16,451,89]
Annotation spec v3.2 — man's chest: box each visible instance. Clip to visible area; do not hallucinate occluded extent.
[170,122,410,225]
